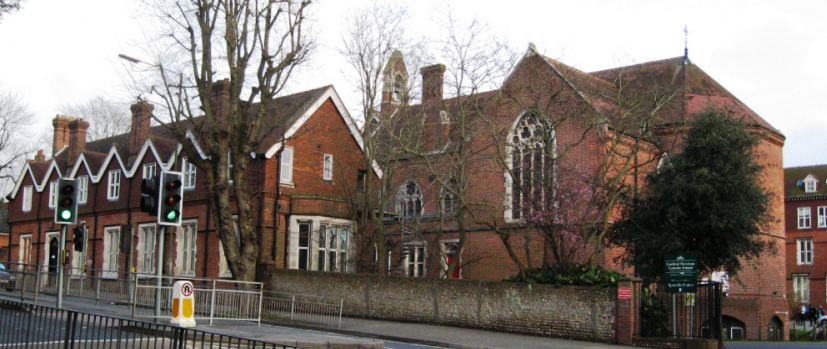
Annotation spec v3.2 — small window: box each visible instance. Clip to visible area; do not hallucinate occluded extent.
[182,157,197,189]
[48,181,57,208]
[357,170,367,193]
[143,163,156,179]
[797,238,813,265]
[805,176,818,193]
[108,170,121,200]
[138,224,156,274]
[323,154,333,180]
[441,179,459,215]
[819,206,827,228]
[77,176,89,204]
[227,151,233,185]
[297,221,310,270]
[397,181,423,219]
[22,185,33,212]
[176,222,197,276]
[798,207,812,229]
[103,226,120,278]
[280,147,293,183]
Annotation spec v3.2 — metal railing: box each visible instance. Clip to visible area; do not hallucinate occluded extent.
[0,297,302,349]
[633,281,722,342]
[262,291,343,328]
[1,263,343,328]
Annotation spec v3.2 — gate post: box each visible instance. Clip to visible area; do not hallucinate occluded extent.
[616,277,640,345]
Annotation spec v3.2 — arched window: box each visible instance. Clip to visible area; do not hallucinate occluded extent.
[507,112,553,220]
[441,178,459,215]
[397,180,423,219]
[392,74,404,102]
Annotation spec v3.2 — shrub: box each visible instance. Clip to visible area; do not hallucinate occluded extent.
[505,264,624,288]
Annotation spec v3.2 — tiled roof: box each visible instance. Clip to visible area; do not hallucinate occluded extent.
[591,58,782,136]
[785,164,827,198]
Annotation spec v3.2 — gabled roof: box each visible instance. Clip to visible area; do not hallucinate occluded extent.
[591,57,782,136]
[785,164,827,198]
[9,85,380,199]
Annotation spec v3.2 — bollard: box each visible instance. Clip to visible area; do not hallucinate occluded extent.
[171,280,196,327]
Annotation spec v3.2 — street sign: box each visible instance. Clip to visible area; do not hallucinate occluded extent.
[664,254,698,293]
[618,287,631,299]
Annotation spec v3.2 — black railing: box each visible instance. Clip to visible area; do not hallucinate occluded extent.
[0,298,303,349]
[634,281,722,341]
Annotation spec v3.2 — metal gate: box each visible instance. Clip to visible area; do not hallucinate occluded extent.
[634,281,722,341]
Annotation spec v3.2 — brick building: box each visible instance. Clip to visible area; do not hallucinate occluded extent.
[785,165,827,312]
[5,84,373,280]
[376,46,788,340]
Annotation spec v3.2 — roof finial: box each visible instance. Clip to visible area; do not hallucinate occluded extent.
[681,25,691,65]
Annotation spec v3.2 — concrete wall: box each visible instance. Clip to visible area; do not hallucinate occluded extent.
[264,267,617,343]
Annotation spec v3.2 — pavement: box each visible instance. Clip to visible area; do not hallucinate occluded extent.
[5,293,637,349]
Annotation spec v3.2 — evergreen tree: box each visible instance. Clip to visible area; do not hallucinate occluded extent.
[612,108,772,282]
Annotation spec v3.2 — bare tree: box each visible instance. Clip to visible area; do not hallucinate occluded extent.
[0,0,22,22]
[0,88,35,197]
[124,0,314,282]
[338,1,434,274]
[59,96,131,141]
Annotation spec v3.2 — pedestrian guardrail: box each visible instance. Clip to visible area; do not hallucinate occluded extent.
[1,262,343,329]
[0,297,301,349]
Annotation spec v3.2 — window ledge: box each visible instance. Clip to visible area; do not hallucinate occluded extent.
[279,182,295,188]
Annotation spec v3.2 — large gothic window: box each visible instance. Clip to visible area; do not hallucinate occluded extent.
[397,180,423,219]
[508,112,553,220]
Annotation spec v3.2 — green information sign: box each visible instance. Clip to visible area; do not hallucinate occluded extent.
[664,254,698,293]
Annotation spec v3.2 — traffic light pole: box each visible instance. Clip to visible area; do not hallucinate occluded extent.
[155,225,166,322]
[58,224,66,308]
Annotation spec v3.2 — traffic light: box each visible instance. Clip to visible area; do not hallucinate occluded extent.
[72,225,86,252]
[158,171,184,226]
[140,176,159,216]
[54,178,78,225]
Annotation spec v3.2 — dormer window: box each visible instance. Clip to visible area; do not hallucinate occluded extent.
[804,175,818,193]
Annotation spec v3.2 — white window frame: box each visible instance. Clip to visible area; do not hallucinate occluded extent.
[143,163,156,179]
[175,221,197,276]
[818,206,827,228]
[77,176,89,204]
[323,154,333,181]
[19,234,32,266]
[48,181,57,208]
[287,216,354,272]
[280,146,293,183]
[107,170,121,200]
[22,185,33,212]
[403,242,426,277]
[317,224,350,272]
[805,176,817,193]
[504,111,555,223]
[218,216,239,278]
[102,226,120,278]
[182,157,197,189]
[799,207,812,229]
[798,238,814,265]
[137,224,156,274]
[793,274,810,303]
[227,151,233,185]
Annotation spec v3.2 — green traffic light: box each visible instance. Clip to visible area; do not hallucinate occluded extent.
[60,209,73,221]
[165,210,179,221]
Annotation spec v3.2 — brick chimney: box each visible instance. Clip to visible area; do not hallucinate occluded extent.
[52,116,71,155]
[420,64,446,105]
[31,149,45,163]
[130,101,154,154]
[68,118,89,161]
[211,78,231,119]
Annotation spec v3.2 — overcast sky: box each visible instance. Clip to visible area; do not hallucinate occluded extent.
[0,0,824,168]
